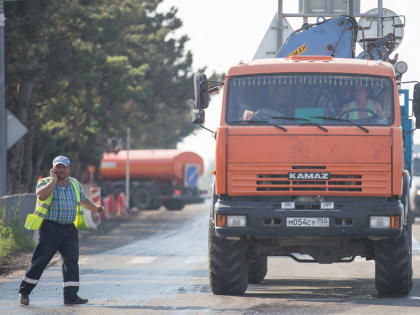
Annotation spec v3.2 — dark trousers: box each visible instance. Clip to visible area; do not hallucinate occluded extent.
[18,220,80,301]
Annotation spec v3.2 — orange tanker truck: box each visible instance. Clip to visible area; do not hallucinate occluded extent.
[99,150,204,210]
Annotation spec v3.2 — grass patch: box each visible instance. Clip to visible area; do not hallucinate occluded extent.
[0,206,35,260]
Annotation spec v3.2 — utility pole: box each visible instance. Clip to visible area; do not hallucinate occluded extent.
[125,127,130,210]
[348,0,354,17]
[277,0,283,50]
[0,0,6,197]
[377,0,383,37]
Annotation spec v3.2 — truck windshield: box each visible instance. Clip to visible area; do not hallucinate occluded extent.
[226,74,394,126]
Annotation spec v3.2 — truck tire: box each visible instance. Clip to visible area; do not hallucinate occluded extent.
[163,200,185,211]
[374,224,413,296]
[248,256,268,284]
[208,222,248,295]
[131,185,153,210]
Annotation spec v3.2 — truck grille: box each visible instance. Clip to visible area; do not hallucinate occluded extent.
[228,164,390,196]
[256,173,362,192]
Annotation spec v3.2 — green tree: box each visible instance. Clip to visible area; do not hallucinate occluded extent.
[5,0,197,193]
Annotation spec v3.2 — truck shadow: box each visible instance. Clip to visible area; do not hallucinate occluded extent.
[246,278,420,307]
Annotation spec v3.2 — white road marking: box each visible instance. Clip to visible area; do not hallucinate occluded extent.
[78,257,90,264]
[127,256,157,264]
[183,255,207,265]
[409,296,420,300]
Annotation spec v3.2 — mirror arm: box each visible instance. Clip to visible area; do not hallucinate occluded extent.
[199,124,216,138]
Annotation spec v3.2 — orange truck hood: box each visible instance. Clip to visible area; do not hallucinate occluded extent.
[218,126,402,197]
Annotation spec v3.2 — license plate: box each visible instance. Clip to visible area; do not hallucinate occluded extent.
[286,217,329,227]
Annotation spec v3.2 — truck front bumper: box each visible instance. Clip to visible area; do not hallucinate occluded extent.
[214,197,403,239]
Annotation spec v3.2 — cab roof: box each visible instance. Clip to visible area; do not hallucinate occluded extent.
[227,57,395,77]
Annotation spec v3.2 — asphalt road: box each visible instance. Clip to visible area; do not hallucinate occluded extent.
[1,200,420,314]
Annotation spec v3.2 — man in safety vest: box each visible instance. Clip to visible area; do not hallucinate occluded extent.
[18,156,104,306]
[340,85,385,120]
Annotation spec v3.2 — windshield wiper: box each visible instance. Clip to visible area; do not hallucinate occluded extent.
[229,119,287,131]
[310,116,369,133]
[269,116,310,122]
[299,121,328,132]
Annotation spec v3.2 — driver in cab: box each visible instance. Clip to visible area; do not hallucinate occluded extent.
[242,85,291,121]
[340,85,385,120]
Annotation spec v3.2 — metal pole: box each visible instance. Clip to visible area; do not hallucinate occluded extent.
[125,127,130,210]
[378,0,383,37]
[277,0,283,50]
[0,0,6,196]
[348,0,354,17]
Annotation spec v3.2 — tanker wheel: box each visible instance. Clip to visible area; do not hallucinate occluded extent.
[131,186,153,210]
[163,200,185,211]
[248,256,268,284]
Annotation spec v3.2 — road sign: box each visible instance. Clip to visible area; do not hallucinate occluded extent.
[253,13,293,59]
[184,164,200,187]
[6,109,27,149]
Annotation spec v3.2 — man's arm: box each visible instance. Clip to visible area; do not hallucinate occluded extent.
[36,169,57,201]
[81,197,104,213]
[374,101,385,119]
[340,103,350,114]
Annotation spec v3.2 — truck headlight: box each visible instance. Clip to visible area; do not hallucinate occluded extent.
[370,216,390,228]
[227,215,247,227]
[370,216,400,228]
[416,189,420,196]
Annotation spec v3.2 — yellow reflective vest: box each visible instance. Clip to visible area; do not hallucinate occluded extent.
[24,177,89,230]
[347,100,377,119]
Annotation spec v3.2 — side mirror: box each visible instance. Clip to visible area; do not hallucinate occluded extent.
[413,83,420,128]
[192,109,205,124]
[194,73,209,110]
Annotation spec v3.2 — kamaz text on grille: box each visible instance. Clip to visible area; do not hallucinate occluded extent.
[288,172,330,180]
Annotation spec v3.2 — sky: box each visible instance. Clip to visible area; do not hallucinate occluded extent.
[157,0,420,169]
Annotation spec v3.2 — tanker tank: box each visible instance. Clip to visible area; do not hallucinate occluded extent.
[99,150,205,211]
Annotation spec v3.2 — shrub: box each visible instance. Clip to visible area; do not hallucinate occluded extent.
[0,206,34,260]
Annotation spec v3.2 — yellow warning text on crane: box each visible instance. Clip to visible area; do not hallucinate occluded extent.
[287,44,307,57]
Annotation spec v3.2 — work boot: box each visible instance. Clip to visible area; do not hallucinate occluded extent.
[64,295,88,305]
[19,293,29,305]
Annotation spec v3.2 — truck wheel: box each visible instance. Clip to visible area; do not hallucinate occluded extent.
[374,224,413,296]
[208,222,248,295]
[248,256,268,284]
[131,186,153,210]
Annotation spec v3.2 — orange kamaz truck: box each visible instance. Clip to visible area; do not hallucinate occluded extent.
[193,11,420,297]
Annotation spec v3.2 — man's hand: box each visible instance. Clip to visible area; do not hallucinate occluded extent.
[243,110,255,121]
[49,169,58,182]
